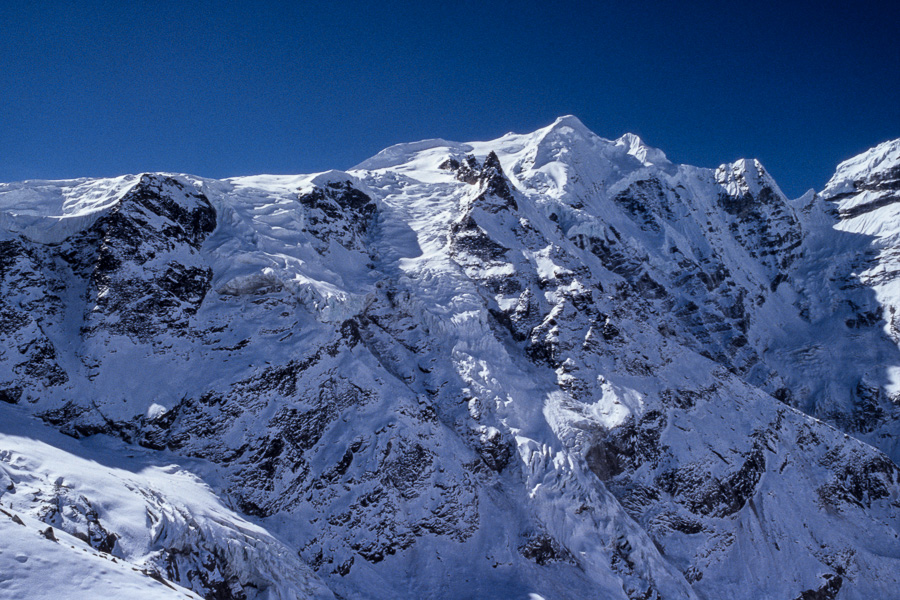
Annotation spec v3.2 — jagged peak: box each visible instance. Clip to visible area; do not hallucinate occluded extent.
[715,158,786,200]
[482,150,503,171]
[448,151,518,212]
[476,151,517,210]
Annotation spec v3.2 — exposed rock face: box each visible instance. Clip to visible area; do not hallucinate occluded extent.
[2,122,900,599]
[74,175,216,341]
[298,177,376,253]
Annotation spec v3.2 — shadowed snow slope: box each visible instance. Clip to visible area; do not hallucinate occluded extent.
[2,120,900,600]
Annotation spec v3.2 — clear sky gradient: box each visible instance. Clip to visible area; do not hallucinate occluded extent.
[2,0,898,197]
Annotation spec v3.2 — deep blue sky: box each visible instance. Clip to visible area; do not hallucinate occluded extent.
[1,0,898,197]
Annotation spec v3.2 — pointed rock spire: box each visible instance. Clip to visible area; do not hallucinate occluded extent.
[477,152,517,211]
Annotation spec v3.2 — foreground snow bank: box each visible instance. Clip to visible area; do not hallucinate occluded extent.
[0,404,333,600]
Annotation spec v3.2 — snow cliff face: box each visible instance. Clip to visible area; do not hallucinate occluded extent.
[2,118,900,600]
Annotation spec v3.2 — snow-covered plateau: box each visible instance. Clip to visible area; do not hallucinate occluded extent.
[2,117,900,599]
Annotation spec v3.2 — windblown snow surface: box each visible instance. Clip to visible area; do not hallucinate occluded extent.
[2,117,900,599]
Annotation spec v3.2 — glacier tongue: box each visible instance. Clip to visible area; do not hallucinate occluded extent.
[0,402,334,600]
[1,120,900,599]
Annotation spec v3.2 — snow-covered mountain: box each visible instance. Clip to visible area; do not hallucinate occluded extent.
[2,117,900,599]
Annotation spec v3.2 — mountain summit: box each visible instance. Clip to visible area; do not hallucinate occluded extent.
[2,120,900,599]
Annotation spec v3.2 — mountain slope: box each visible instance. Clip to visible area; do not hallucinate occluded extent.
[1,119,900,599]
